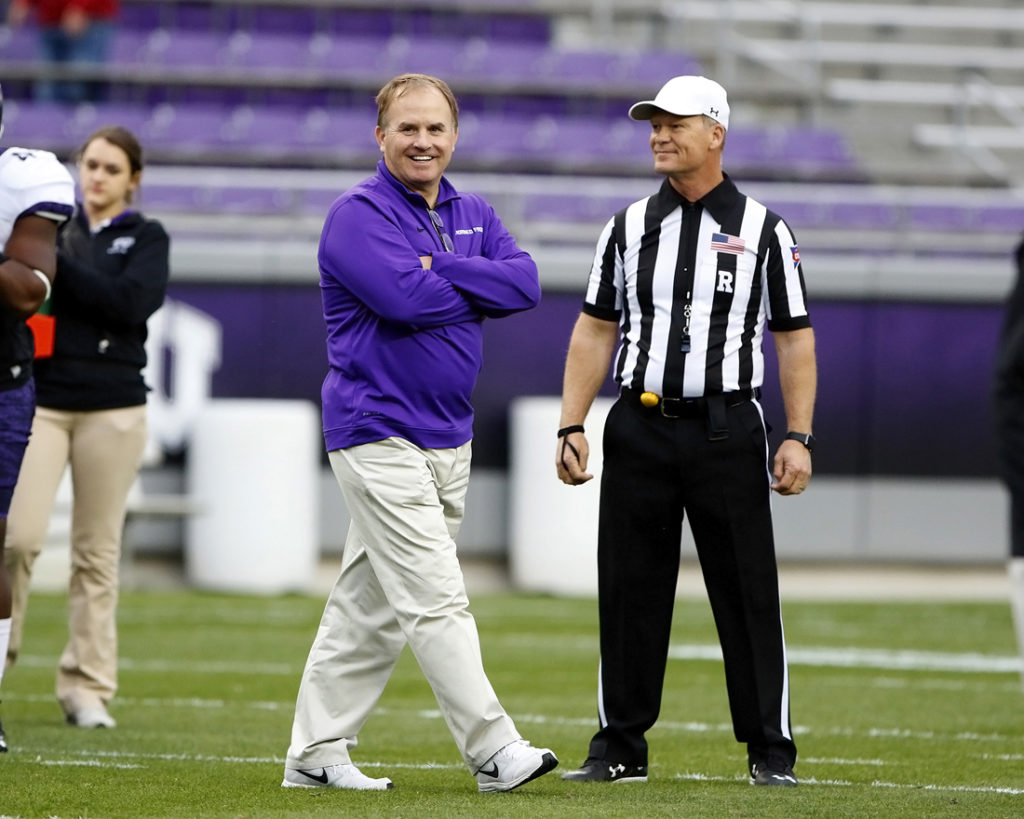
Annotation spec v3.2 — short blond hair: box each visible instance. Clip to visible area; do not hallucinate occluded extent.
[376,73,459,130]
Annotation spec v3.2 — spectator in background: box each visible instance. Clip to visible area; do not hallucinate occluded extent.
[994,236,1024,691]
[282,73,557,793]
[3,125,169,730]
[6,0,120,104]
[0,80,76,752]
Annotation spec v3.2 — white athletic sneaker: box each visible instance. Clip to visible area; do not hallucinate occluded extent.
[476,739,559,793]
[282,763,394,791]
[67,706,116,728]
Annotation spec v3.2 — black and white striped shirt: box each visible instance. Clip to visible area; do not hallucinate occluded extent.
[583,174,811,398]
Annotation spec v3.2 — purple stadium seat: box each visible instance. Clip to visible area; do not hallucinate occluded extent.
[318,109,380,162]
[233,106,375,164]
[455,112,549,165]
[307,34,393,77]
[218,185,298,215]
[463,40,552,87]
[120,2,218,33]
[141,103,232,157]
[322,6,397,38]
[536,49,701,93]
[775,128,856,168]
[763,199,836,230]
[976,205,1024,232]
[724,129,774,166]
[112,29,229,68]
[629,50,705,89]
[908,204,977,231]
[1,101,73,151]
[143,183,296,217]
[302,188,344,215]
[247,5,318,36]
[829,201,901,229]
[219,31,316,70]
[0,25,40,61]
[522,192,628,223]
[540,50,638,88]
[140,184,199,210]
[69,102,152,141]
[108,28,157,63]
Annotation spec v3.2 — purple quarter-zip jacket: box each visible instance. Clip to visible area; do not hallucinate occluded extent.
[319,160,541,452]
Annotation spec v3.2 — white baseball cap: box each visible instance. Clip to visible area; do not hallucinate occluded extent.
[628,75,730,130]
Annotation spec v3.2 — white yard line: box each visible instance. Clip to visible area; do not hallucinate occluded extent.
[668,644,1023,674]
[676,772,1024,795]
[14,643,1021,676]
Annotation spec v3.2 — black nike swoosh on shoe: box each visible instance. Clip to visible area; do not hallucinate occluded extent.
[297,768,329,783]
[478,762,499,778]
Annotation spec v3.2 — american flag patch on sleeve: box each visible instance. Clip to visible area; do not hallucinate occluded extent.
[710,232,746,254]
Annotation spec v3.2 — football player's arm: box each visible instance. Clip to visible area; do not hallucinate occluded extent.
[0,214,60,318]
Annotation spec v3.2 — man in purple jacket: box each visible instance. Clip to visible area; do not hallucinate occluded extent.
[281,74,557,794]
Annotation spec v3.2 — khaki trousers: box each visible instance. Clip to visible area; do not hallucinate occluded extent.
[4,404,147,713]
[285,437,518,772]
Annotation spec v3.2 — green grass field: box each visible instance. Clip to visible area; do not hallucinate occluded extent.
[1,583,1022,818]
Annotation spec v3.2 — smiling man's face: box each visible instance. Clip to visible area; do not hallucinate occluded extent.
[375,85,458,207]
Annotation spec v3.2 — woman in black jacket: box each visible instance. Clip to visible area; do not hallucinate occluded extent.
[4,125,169,729]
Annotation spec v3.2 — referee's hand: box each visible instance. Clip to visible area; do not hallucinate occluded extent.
[556,431,593,485]
[771,440,812,495]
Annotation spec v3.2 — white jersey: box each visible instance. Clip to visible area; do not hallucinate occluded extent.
[0,146,75,252]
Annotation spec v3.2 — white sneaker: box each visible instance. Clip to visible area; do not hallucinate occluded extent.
[282,763,393,791]
[476,739,559,793]
[68,706,116,728]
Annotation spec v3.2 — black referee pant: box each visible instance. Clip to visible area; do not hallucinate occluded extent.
[586,393,796,768]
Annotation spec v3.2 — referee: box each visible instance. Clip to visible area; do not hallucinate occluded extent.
[556,76,816,787]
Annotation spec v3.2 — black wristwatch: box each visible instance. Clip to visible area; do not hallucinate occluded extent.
[785,431,815,453]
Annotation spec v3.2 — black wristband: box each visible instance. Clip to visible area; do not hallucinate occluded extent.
[785,431,815,453]
[557,424,585,438]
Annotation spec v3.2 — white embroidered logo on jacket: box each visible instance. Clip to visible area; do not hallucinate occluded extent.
[107,236,136,254]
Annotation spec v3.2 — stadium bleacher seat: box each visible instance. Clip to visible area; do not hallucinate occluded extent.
[7,0,1018,264]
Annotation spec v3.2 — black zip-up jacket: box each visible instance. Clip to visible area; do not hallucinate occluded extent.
[35,207,170,410]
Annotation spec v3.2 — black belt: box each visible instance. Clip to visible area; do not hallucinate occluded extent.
[621,387,760,419]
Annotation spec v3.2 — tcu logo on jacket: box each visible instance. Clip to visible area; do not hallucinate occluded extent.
[107,236,136,254]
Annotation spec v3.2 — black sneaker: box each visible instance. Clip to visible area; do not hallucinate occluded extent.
[0,717,7,753]
[749,755,797,787]
[561,757,647,783]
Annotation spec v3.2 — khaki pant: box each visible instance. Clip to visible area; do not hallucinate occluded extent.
[4,404,147,714]
[285,437,519,773]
